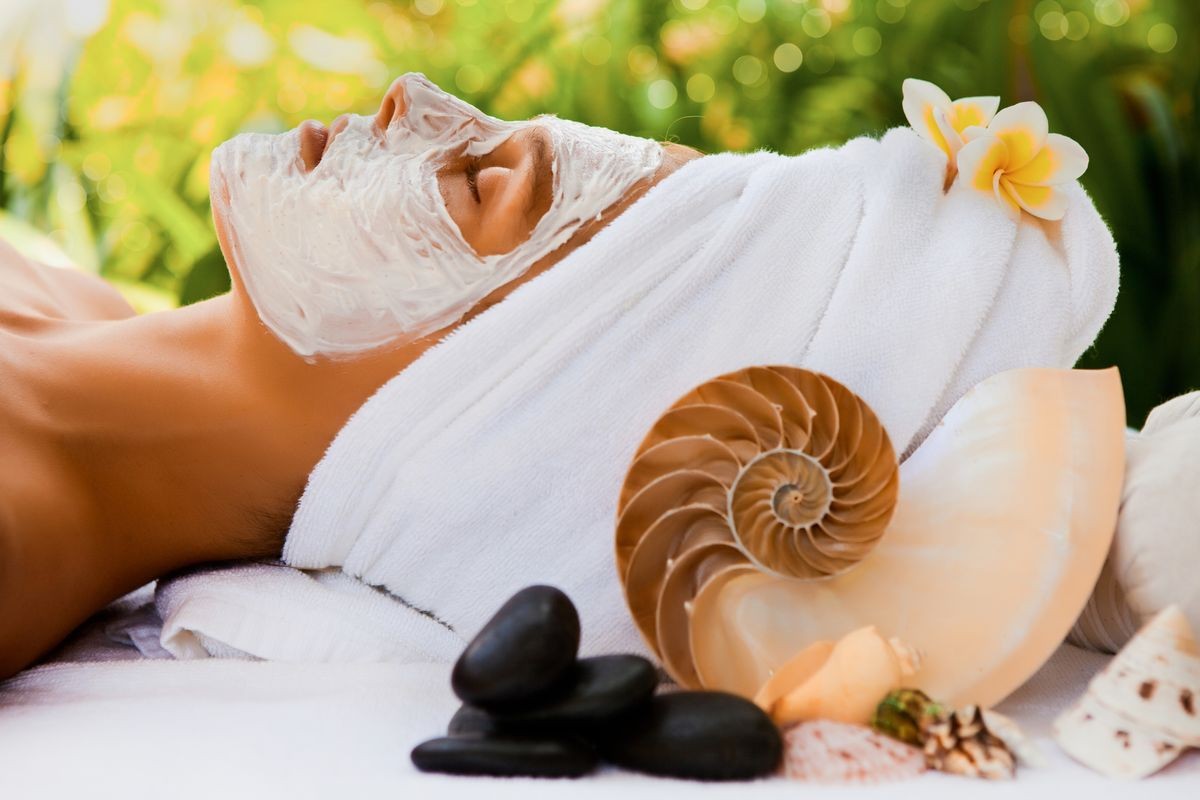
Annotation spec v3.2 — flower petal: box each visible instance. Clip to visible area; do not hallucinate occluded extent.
[960,124,989,143]
[957,133,1009,193]
[902,78,952,156]
[993,172,1022,219]
[933,107,964,159]
[988,101,1049,171]
[947,95,1000,132]
[1000,176,1068,220]
[1006,133,1089,186]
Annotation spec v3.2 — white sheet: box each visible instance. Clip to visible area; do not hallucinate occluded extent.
[0,600,1195,799]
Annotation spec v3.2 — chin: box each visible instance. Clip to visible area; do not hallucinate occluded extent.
[208,162,249,297]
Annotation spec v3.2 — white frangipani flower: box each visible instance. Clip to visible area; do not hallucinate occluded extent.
[902,78,1000,164]
[956,101,1089,221]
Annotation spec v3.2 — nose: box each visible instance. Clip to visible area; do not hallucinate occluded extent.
[375,76,410,131]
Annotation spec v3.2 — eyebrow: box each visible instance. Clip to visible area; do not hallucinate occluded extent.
[525,126,553,218]
[529,127,551,183]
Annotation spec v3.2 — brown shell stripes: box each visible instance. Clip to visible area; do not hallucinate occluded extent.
[615,366,899,687]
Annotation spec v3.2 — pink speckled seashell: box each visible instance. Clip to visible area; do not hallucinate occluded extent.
[781,720,926,784]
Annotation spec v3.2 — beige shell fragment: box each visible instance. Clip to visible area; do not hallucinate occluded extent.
[754,626,920,727]
[1054,605,1200,779]
[616,366,1125,706]
[981,709,1045,768]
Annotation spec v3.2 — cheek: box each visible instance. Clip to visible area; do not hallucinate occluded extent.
[476,167,513,204]
[474,168,532,254]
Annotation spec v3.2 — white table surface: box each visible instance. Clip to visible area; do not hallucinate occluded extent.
[0,601,1196,799]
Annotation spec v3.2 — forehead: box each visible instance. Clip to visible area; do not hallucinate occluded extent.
[395,74,610,138]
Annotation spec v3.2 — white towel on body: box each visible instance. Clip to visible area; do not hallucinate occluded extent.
[156,126,1119,661]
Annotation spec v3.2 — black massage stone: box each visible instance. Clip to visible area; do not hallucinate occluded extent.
[491,654,659,728]
[411,734,597,778]
[451,585,580,710]
[447,704,500,737]
[450,655,659,736]
[595,691,783,781]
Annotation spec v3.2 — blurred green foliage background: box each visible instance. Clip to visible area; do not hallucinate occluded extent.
[0,0,1195,423]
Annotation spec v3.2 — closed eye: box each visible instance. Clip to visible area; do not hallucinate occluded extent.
[465,157,482,203]
[436,127,550,257]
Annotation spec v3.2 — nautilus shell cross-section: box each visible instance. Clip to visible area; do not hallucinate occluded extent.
[615,366,1127,708]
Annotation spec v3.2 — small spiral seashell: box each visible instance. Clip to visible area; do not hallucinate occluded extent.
[615,366,899,687]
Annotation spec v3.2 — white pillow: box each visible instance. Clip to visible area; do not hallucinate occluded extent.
[1070,392,1200,652]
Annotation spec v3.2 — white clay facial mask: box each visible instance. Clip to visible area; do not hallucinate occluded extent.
[210,73,663,358]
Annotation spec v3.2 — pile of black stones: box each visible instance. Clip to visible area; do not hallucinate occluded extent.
[411,585,782,781]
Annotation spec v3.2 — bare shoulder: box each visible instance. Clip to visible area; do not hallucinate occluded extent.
[0,238,135,324]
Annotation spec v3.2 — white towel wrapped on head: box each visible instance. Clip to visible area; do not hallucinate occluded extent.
[158,127,1119,660]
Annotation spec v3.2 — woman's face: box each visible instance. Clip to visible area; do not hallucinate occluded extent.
[210,73,694,359]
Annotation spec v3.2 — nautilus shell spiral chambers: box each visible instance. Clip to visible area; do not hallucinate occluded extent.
[615,366,899,688]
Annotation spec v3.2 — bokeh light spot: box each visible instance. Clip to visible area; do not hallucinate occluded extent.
[1034,1,1062,19]
[414,0,444,15]
[876,0,905,24]
[737,0,766,24]
[628,45,658,76]
[1064,11,1089,40]
[1147,23,1177,53]
[100,174,128,203]
[732,55,764,85]
[1040,11,1067,41]
[224,20,275,68]
[582,36,611,65]
[679,0,708,9]
[801,9,832,38]
[1094,0,1129,27]
[90,97,131,130]
[64,0,111,37]
[686,73,716,103]
[648,79,678,109]
[773,42,803,73]
[455,64,486,93]
[853,27,882,56]
[82,152,111,182]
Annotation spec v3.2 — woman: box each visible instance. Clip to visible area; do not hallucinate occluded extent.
[8,70,1165,686]
[0,73,701,678]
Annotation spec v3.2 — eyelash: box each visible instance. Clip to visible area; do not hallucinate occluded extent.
[465,157,482,203]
